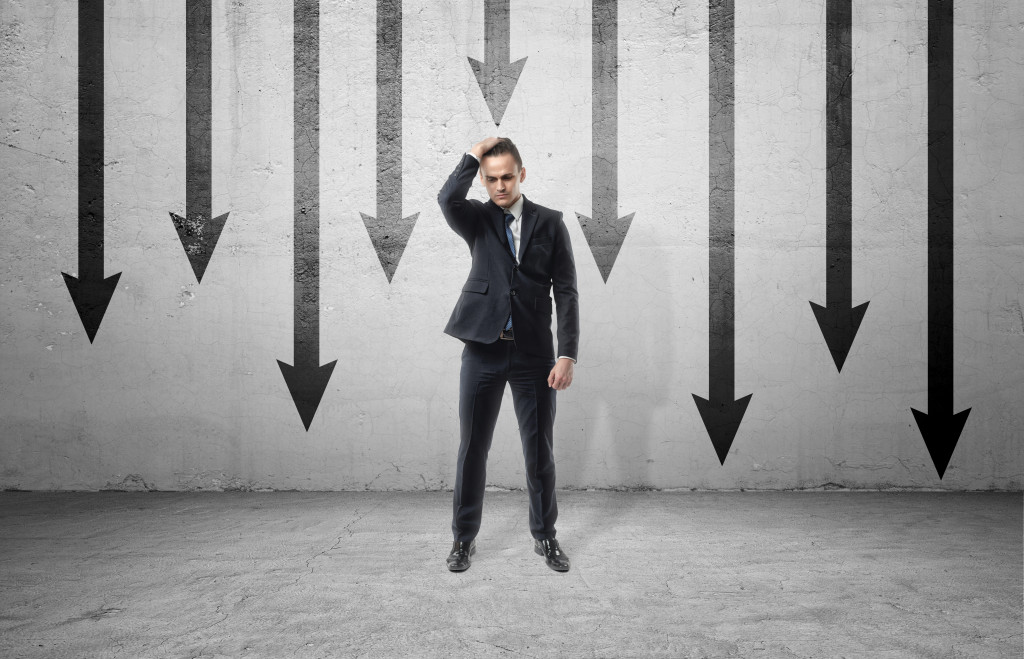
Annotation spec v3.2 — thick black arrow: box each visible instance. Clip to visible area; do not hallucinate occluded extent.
[912,0,970,478]
[278,0,336,431]
[62,0,121,343]
[810,0,869,372]
[692,0,751,465]
[468,0,527,126]
[169,0,229,284]
[576,0,634,283]
[360,0,418,283]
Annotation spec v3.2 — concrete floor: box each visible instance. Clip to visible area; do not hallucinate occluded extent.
[0,491,1020,658]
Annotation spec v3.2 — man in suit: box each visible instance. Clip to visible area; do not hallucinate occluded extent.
[438,136,579,573]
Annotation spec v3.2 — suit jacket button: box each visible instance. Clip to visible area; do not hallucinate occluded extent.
[510,289,517,296]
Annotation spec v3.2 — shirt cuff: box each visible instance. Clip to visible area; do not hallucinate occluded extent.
[557,356,576,364]
[466,151,480,161]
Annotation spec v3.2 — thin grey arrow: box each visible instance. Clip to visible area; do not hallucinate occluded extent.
[169,0,229,284]
[63,0,121,343]
[810,0,869,372]
[468,0,527,126]
[576,0,634,283]
[360,0,418,283]
[692,0,751,465]
[912,0,970,478]
[278,0,336,431]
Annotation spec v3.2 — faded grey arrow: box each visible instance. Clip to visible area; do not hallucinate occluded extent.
[468,0,527,126]
[576,0,634,283]
[360,0,418,283]
[170,0,229,284]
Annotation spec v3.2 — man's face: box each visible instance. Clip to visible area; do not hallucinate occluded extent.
[479,153,526,208]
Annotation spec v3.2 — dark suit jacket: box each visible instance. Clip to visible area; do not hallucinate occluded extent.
[438,153,579,361]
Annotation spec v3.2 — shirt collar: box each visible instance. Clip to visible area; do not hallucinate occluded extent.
[502,194,524,221]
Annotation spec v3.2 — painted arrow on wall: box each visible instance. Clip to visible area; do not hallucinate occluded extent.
[169,0,229,284]
[360,0,418,283]
[278,0,337,431]
[468,0,527,126]
[692,0,751,465]
[912,0,970,478]
[63,0,121,343]
[576,0,634,283]
[810,0,869,372]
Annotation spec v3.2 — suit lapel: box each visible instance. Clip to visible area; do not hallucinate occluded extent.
[486,200,517,262]
[519,196,539,259]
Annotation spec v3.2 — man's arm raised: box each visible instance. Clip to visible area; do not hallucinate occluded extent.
[437,137,502,242]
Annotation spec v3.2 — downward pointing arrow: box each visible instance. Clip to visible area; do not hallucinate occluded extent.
[63,0,121,343]
[912,0,970,478]
[170,0,229,284]
[468,0,527,126]
[693,0,751,464]
[278,0,336,431]
[361,0,418,283]
[810,0,869,372]
[577,0,634,283]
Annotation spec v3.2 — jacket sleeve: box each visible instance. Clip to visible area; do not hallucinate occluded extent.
[438,153,484,244]
[551,212,580,361]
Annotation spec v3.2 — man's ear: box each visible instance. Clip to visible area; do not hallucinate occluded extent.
[519,167,526,183]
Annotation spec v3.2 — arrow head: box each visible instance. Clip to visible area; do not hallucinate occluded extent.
[809,300,870,372]
[277,359,337,431]
[911,406,971,479]
[62,271,121,343]
[692,393,753,465]
[467,56,527,126]
[170,211,230,283]
[576,211,635,283]
[359,211,419,283]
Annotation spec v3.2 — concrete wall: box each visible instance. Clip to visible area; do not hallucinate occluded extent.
[1,0,1021,490]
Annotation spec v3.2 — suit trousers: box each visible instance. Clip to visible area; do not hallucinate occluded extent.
[452,338,558,542]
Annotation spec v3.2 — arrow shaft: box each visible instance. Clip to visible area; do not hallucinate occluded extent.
[78,0,104,279]
[708,0,735,401]
[377,0,402,220]
[825,0,852,309]
[928,0,954,413]
[592,0,618,218]
[185,0,213,218]
[294,0,321,368]
[483,0,511,63]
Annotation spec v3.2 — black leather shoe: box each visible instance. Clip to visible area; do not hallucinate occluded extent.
[446,540,476,572]
[534,538,570,572]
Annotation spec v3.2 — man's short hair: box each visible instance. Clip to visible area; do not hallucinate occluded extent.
[482,137,523,170]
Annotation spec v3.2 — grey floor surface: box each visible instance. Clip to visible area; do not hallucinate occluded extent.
[0,491,1020,658]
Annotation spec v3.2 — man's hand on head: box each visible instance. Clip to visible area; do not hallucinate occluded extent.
[547,358,574,391]
[470,137,502,160]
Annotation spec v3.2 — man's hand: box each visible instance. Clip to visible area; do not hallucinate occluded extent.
[470,136,502,159]
[548,358,574,391]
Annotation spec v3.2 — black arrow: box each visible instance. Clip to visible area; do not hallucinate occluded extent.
[277,0,336,431]
[576,0,634,283]
[468,0,527,126]
[360,0,419,283]
[692,0,751,465]
[62,0,121,343]
[809,0,869,372]
[912,0,970,478]
[169,0,229,284]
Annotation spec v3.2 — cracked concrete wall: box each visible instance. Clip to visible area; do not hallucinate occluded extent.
[1,0,1021,490]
